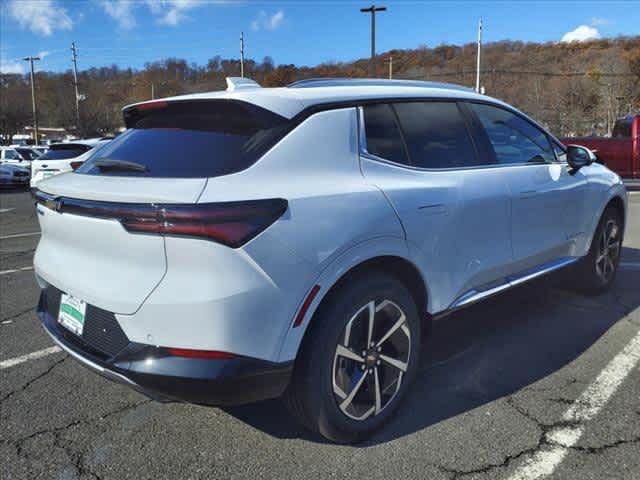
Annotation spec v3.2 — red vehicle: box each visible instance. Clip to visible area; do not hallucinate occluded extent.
[561,115,640,178]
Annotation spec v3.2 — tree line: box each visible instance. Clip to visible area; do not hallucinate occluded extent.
[1,36,639,142]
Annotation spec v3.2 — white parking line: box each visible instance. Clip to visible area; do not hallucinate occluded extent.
[0,266,34,276]
[0,346,62,370]
[0,231,40,240]
[0,208,16,213]
[507,329,640,480]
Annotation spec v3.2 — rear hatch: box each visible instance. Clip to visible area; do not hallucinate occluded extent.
[34,99,289,315]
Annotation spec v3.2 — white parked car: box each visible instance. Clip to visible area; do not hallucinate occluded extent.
[1,146,29,164]
[30,139,111,188]
[33,78,628,443]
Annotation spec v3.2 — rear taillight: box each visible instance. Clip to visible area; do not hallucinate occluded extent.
[121,199,287,248]
[70,161,84,170]
[33,190,287,248]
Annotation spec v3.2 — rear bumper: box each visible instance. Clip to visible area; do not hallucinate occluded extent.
[38,289,293,406]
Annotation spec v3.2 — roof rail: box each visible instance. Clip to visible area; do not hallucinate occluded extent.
[287,77,475,92]
[226,77,261,92]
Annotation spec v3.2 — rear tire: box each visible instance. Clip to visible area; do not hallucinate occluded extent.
[284,272,421,443]
[572,206,623,295]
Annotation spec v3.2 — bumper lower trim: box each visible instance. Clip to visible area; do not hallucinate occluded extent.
[38,290,293,406]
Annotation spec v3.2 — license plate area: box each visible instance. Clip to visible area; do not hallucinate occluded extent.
[58,293,87,336]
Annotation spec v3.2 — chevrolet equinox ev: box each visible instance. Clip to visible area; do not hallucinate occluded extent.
[33,78,628,443]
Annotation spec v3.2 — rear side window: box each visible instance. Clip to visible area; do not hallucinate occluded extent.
[393,102,478,169]
[362,104,409,165]
[469,103,554,165]
[78,100,289,178]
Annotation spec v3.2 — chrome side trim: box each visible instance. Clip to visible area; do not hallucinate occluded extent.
[450,257,578,309]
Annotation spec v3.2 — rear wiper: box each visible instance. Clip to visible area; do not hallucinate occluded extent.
[93,159,148,172]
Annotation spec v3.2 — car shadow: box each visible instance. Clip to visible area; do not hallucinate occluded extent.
[223,246,640,445]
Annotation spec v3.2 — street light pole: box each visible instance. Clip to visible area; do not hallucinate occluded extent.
[240,31,245,78]
[475,18,482,93]
[360,5,386,77]
[71,42,81,132]
[23,56,40,145]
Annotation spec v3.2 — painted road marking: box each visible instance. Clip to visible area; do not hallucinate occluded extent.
[507,329,640,480]
[0,231,40,240]
[0,266,34,276]
[0,346,63,370]
[0,208,16,213]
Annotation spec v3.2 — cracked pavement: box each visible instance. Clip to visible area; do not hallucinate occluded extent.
[1,190,639,479]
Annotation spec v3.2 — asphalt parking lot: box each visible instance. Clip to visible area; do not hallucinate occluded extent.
[1,189,639,480]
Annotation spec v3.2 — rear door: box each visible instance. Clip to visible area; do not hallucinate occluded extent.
[35,99,289,315]
[359,101,512,312]
[467,102,589,272]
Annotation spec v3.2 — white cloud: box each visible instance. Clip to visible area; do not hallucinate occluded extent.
[7,0,72,36]
[100,0,137,30]
[37,51,51,59]
[251,10,285,31]
[144,0,200,26]
[0,59,25,74]
[590,17,609,26]
[561,25,601,43]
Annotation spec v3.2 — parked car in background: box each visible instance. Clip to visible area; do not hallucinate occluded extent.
[30,139,111,188]
[14,146,42,161]
[1,146,28,164]
[33,78,627,443]
[0,163,30,188]
[561,114,640,178]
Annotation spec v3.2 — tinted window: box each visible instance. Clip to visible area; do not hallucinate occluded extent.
[362,104,409,165]
[78,100,288,178]
[470,103,554,165]
[3,150,20,160]
[393,102,478,169]
[552,141,567,163]
[40,146,91,160]
[16,148,39,160]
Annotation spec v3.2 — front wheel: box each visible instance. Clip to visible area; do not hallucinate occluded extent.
[573,206,623,295]
[284,272,422,443]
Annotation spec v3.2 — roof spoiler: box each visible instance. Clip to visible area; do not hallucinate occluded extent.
[226,77,261,92]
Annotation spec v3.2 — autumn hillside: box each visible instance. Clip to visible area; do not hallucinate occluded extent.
[1,36,639,140]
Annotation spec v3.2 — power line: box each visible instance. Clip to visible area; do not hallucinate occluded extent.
[22,56,40,145]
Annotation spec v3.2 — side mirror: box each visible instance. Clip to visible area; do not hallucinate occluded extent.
[566,145,596,170]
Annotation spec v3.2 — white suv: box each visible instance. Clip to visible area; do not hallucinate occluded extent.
[33,78,627,443]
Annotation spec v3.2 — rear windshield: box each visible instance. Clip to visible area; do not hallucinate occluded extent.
[77,100,289,178]
[612,118,632,138]
[40,145,92,160]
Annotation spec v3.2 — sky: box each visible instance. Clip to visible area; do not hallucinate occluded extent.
[1,0,639,74]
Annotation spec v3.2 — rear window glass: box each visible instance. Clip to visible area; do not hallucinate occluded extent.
[15,148,39,160]
[612,118,632,138]
[40,146,91,160]
[77,100,289,178]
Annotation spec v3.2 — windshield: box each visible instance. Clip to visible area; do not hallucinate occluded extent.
[77,100,289,178]
[15,148,39,160]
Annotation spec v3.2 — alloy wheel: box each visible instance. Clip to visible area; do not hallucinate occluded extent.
[331,299,411,421]
[595,218,621,283]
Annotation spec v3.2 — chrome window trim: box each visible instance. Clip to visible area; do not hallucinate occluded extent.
[357,105,555,173]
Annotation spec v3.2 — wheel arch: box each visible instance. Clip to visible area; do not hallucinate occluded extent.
[276,239,430,363]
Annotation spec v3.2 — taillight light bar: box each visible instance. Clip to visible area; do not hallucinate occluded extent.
[69,161,84,170]
[33,190,287,248]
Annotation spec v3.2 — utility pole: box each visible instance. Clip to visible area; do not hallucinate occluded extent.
[240,31,245,78]
[386,55,393,79]
[360,5,386,77]
[71,41,81,132]
[23,56,40,145]
[475,18,482,93]
[151,82,155,100]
